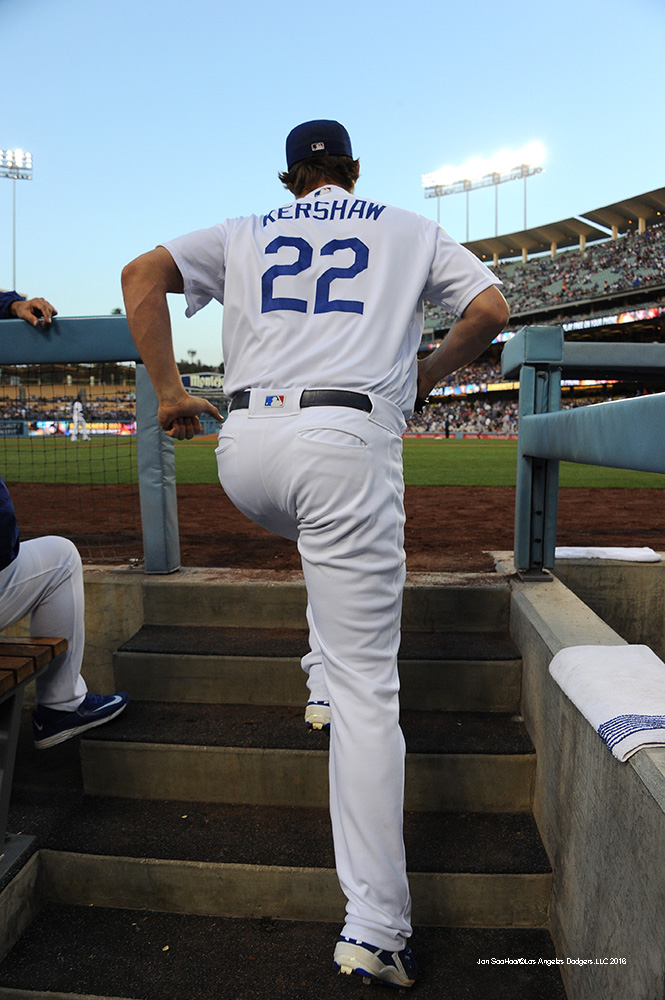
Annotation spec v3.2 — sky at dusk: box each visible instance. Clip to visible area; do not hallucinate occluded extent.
[2,0,663,364]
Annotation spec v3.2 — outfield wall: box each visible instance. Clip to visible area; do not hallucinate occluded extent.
[403,432,519,440]
[0,419,136,437]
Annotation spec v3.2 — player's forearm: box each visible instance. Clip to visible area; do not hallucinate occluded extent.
[418,286,509,398]
[420,320,498,385]
[121,250,185,404]
[124,282,182,401]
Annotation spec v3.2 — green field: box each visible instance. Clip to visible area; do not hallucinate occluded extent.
[402,438,665,488]
[1,435,664,488]
[0,436,139,485]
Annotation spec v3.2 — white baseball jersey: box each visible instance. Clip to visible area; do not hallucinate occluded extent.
[162,184,501,414]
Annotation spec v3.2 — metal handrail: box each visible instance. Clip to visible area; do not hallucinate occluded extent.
[501,326,665,579]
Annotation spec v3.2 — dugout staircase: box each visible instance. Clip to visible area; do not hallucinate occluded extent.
[0,574,567,998]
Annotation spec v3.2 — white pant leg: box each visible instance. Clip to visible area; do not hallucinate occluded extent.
[301,604,328,703]
[217,398,411,952]
[0,537,87,711]
[294,413,411,951]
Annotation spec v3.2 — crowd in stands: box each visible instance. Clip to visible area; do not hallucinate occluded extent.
[425,359,504,388]
[0,382,652,439]
[425,221,665,328]
[0,394,136,426]
[497,222,665,314]
[405,388,652,436]
[407,399,519,436]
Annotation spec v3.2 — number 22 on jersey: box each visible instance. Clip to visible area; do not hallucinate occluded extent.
[261,236,369,315]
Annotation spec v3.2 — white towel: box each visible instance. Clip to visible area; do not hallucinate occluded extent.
[555,546,661,562]
[549,645,665,761]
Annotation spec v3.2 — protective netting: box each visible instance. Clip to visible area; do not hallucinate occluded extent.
[0,362,143,564]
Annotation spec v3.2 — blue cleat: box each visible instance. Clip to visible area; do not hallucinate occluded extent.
[334,936,417,988]
[32,692,129,749]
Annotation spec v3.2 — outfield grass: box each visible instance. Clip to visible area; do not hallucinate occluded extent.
[1,435,664,488]
[402,438,665,488]
[0,436,139,484]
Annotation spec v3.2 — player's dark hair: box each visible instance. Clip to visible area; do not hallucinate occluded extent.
[278,153,360,197]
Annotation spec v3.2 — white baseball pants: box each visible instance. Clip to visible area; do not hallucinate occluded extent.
[216,389,411,952]
[71,417,90,441]
[0,536,87,711]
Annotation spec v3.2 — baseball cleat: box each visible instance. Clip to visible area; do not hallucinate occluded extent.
[333,936,417,988]
[32,692,129,749]
[305,699,331,730]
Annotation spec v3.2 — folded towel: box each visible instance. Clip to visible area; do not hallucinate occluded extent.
[555,546,661,562]
[549,645,665,761]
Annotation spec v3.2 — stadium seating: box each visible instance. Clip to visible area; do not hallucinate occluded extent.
[425,221,665,327]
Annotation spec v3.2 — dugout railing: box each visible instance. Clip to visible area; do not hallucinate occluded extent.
[0,316,179,574]
[502,325,665,580]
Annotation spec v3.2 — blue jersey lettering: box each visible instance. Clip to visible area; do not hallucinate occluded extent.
[261,236,312,313]
[347,199,366,219]
[260,237,369,315]
[263,199,385,226]
[329,199,347,220]
[315,238,368,314]
[365,203,386,220]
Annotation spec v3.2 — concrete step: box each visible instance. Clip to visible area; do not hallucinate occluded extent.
[140,574,512,631]
[0,576,565,996]
[8,766,542,927]
[22,796,550,928]
[38,850,551,932]
[13,794,553,926]
[114,625,522,712]
[0,904,567,999]
[33,797,550,874]
[79,702,535,813]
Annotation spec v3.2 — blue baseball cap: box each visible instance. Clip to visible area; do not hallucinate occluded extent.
[285,120,353,169]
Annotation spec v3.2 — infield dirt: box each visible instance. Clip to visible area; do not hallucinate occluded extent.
[12,483,665,572]
[175,485,665,573]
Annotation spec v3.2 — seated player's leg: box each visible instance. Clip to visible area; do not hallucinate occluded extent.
[0,535,129,747]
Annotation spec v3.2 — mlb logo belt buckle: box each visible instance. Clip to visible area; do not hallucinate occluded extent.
[264,394,285,408]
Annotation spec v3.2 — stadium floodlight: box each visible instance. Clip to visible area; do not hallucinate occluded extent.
[0,149,33,178]
[422,142,545,239]
[1,148,33,290]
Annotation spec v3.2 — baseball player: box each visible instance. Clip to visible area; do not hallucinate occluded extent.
[121,120,509,988]
[71,395,90,442]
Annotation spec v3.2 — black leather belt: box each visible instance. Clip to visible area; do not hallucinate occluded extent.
[229,389,372,413]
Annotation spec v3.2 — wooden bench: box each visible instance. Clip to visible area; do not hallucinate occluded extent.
[0,636,68,877]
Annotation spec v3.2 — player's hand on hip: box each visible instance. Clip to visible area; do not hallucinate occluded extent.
[158,393,223,440]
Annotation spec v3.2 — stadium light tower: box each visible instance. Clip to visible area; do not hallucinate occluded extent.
[1,149,33,290]
[422,142,545,240]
